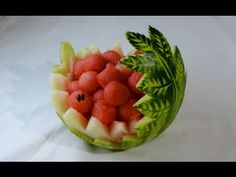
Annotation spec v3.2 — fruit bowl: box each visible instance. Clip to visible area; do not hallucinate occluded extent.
[50,26,187,150]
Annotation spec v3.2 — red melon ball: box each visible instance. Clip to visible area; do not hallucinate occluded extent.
[84,54,107,72]
[73,59,85,80]
[115,63,133,81]
[97,63,121,88]
[92,101,117,125]
[68,90,93,114]
[78,71,100,94]
[118,98,142,121]
[65,80,80,94]
[93,89,104,102]
[102,50,121,64]
[104,81,130,106]
[128,72,143,94]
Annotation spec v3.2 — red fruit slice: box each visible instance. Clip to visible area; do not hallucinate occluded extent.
[128,72,143,94]
[65,80,80,94]
[133,50,143,55]
[68,90,93,114]
[102,50,121,64]
[84,54,107,72]
[78,71,100,94]
[73,59,85,80]
[97,63,121,88]
[93,89,104,102]
[92,101,117,125]
[118,98,142,121]
[115,64,133,81]
[104,81,130,106]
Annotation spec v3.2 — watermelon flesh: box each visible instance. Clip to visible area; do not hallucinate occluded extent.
[102,50,121,64]
[51,43,144,149]
[93,89,104,102]
[65,80,80,94]
[104,81,130,106]
[118,98,142,121]
[68,90,93,115]
[84,54,107,72]
[92,101,117,125]
[78,71,100,94]
[128,72,144,95]
[97,63,121,88]
[73,59,85,80]
[51,26,186,150]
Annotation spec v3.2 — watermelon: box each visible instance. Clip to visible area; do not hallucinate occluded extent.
[84,54,107,72]
[88,43,102,55]
[128,72,143,94]
[73,59,85,80]
[97,63,121,88]
[86,116,110,140]
[65,80,80,94]
[68,90,93,114]
[76,48,90,59]
[63,108,88,134]
[118,98,142,121]
[110,121,129,142]
[51,90,69,116]
[50,73,68,91]
[51,26,187,150]
[133,50,143,55]
[104,81,130,106]
[93,89,104,102]
[115,63,133,81]
[102,50,121,64]
[109,42,124,57]
[78,71,100,94]
[128,118,141,134]
[92,101,117,125]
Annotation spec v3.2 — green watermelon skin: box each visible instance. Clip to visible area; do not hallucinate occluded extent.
[119,26,187,145]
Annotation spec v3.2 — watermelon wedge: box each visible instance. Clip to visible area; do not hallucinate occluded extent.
[50,26,187,150]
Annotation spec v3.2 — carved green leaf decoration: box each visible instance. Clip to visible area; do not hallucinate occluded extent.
[120,25,187,145]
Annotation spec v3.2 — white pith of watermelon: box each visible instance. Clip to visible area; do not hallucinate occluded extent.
[86,116,110,140]
[76,48,90,59]
[63,108,88,134]
[51,90,69,116]
[110,121,129,142]
[88,43,102,55]
[50,73,68,91]
[109,42,124,57]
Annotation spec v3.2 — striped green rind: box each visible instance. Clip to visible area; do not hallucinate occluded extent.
[120,25,187,145]
[92,139,121,150]
[134,95,172,120]
[121,135,142,149]
[125,32,153,53]
[119,54,145,72]
[136,73,172,98]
